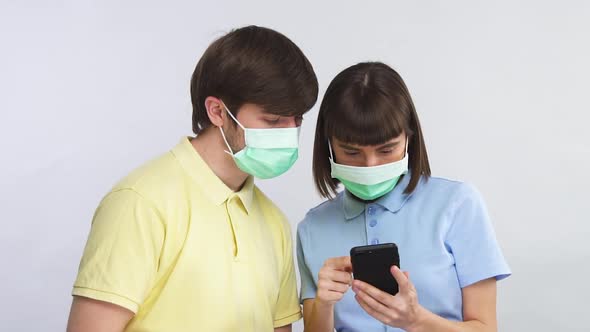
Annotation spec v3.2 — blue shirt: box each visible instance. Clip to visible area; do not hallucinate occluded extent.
[297,174,511,332]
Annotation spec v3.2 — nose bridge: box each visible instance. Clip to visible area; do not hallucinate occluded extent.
[285,116,298,128]
[364,150,380,167]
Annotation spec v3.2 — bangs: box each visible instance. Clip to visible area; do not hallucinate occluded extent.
[323,84,411,145]
[313,61,431,199]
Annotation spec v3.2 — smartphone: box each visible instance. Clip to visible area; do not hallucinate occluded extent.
[350,243,400,295]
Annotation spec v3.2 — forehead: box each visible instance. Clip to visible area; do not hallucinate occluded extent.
[239,103,301,117]
[237,103,266,114]
[333,133,405,149]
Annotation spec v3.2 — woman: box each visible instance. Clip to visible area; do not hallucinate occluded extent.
[297,62,510,331]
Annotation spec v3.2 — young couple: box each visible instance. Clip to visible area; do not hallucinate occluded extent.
[67,26,510,332]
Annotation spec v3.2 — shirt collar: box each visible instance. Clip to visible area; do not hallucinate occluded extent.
[342,190,365,220]
[234,176,254,214]
[171,137,254,215]
[342,172,417,221]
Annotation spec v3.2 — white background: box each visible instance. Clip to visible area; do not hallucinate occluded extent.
[1,1,589,331]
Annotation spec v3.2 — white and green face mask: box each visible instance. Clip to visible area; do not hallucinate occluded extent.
[219,105,300,179]
[328,139,409,200]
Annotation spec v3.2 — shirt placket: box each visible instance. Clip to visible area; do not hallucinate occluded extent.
[226,195,246,261]
[365,204,381,245]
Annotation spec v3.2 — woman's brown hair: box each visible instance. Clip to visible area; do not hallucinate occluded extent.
[313,62,430,198]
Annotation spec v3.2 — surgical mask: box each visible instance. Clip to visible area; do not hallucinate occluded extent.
[329,139,409,200]
[219,105,300,179]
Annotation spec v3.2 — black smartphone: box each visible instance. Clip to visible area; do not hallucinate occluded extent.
[350,243,400,295]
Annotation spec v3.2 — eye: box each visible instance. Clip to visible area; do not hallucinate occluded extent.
[380,149,393,154]
[265,117,281,124]
[344,150,359,156]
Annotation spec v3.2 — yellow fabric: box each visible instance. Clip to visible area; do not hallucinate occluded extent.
[73,137,301,331]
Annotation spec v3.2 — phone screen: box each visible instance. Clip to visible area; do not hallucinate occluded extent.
[350,243,400,295]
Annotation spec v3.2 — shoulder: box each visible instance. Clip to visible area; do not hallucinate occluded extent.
[253,186,288,221]
[253,186,293,239]
[112,151,182,194]
[416,176,483,206]
[297,192,344,237]
[98,150,188,222]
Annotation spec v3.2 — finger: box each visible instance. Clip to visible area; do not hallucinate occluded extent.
[319,267,352,284]
[352,279,393,306]
[390,265,411,292]
[318,289,347,302]
[355,293,392,325]
[355,289,391,317]
[319,279,350,293]
[326,270,353,284]
[325,256,352,271]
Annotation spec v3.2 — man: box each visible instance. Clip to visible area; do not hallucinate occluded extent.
[67,25,318,332]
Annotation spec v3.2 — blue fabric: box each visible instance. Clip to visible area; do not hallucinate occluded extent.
[297,174,511,332]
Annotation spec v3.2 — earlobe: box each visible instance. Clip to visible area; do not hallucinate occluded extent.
[205,96,225,127]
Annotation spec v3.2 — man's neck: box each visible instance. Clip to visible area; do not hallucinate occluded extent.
[191,126,249,192]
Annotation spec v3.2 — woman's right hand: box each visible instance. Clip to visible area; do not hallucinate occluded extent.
[316,256,353,306]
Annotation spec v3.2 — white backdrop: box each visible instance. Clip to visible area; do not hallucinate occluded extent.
[1,1,589,331]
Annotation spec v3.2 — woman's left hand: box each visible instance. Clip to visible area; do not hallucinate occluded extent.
[352,265,425,330]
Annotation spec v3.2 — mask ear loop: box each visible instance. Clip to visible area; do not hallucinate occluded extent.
[223,103,246,130]
[327,139,335,160]
[219,126,234,156]
[218,101,245,156]
[404,135,410,158]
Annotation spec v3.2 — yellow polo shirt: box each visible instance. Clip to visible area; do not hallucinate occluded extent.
[72,137,301,331]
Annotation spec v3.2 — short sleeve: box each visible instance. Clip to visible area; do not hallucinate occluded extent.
[72,188,165,313]
[273,220,303,327]
[445,184,511,288]
[296,221,317,303]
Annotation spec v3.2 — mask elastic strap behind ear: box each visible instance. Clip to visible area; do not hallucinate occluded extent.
[404,135,410,158]
[219,127,234,155]
[222,103,246,130]
[218,101,244,156]
[327,140,335,160]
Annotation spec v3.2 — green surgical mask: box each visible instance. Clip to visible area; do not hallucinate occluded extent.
[220,105,300,179]
[328,140,409,200]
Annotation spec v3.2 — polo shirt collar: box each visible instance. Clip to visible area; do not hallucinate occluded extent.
[172,137,254,214]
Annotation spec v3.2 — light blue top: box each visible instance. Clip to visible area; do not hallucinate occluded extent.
[297,174,511,332]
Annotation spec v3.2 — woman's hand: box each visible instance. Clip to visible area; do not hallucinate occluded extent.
[315,256,353,306]
[352,265,425,330]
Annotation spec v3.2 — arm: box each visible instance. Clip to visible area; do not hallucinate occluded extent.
[274,324,292,332]
[68,189,164,331]
[409,278,497,332]
[302,299,335,332]
[66,296,134,332]
[302,257,352,332]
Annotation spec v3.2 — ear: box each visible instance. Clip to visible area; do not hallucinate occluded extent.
[204,96,225,127]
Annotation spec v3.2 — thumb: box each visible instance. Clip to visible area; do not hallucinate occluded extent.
[390,265,410,292]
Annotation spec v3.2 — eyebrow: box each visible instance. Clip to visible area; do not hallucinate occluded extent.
[376,142,400,149]
[338,143,360,150]
[261,114,281,119]
[338,141,401,150]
